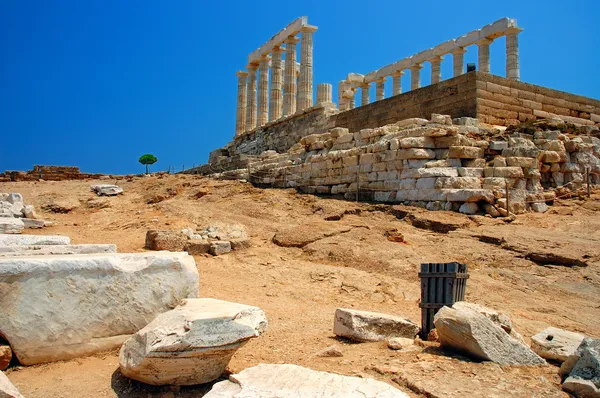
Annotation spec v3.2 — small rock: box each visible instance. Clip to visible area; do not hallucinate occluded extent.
[0,370,24,398]
[531,203,548,213]
[334,308,419,342]
[90,184,123,196]
[0,345,12,370]
[387,337,414,350]
[531,327,585,363]
[315,345,343,357]
[459,202,479,214]
[384,229,404,243]
[210,241,232,256]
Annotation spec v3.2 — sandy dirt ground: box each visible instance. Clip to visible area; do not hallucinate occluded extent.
[2,174,599,397]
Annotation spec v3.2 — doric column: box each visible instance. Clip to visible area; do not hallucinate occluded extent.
[235,71,248,136]
[360,83,370,106]
[269,46,284,121]
[338,80,351,111]
[297,26,317,112]
[283,36,299,117]
[505,27,523,81]
[257,54,271,127]
[410,64,423,90]
[391,71,403,96]
[245,63,258,131]
[375,77,386,101]
[477,38,493,73]
[451,47,466,77]
[316,83,332,104]
[429,56,443,84]
[349,90,356,110]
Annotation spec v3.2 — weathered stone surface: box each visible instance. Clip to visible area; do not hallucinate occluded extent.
[119,298,267,386]
[459,202,479,214]
[184,239,211,255]
[531,327,585,363]
[0,346,11,371]
[273,224,352,248]
[0,219,23,234]
[434,305,546,365]
[0,234,70,246]
[448,146,484,159]
[0,244,116,256]
[387,337,414,350]
[560,337,600,397]
[315,345,343,357]
[452,301,523,342]
[230,237,251,250]
[209,240,232,256]
[334,308,419,342]
[5,194,23,204]
[91,184,123,196]
[145,230,188,251]
[0,371,24,398]
[21,219,48,229]
[205,364,409,397]
[22,205,37,219]
[0,252,199,365]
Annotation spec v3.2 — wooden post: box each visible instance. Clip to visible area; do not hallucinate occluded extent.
[505,180,510,217]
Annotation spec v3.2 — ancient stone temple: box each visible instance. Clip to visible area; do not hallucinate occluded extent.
[188,17,600,217]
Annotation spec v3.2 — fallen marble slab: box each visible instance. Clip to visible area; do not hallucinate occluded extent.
[119,298,267,386]
[0,234,70,246]
[91,184,123,196]
[0,371,24,398]
[0,219,24,234]
[21,219,51,229]
[0,244,117,256]
[0,252,199,365]
[531,327,586,363]
[204,364,409,397]
[334,308,419,342]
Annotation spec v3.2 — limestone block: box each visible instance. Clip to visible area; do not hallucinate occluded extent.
[0,252,199,365]
[530,203,548,213]
[398,179,416,190]
[502,147,541,158]
[463,159,487,168]
[0,234,70,246]
[448,146,484,159]
[454,117,480,127]
[374,191,396,202]
[0,244,116,256]
[330,127,349,138]
[335,133,354,144]
[459,202,479,214]
[435,149,449,159]
[398,148,436,159]
[492,167,525,178]
[493,157,507,167]
[434,306,545,366]
[0,219,24,234]
[398,136,435,149]
[435,177,481,189]
[402,168,458,178]
[424,159,462,168]
[145,230,188,251]
[445,189,494,203]
[531,327,585,363]
[561,163,581,173]
[119,298,267,386]
[205,364,409,398]
[184,239,211,255]
[396,118,429,128]
[483,177,508,189]
[490,141,509,151]
[334,308,419,342]
[389,138,400,150]
[0,371,24,398]
[506,157,538,168]
[541,151,564,163]
[430,114,452,125]
[416,178,436,190]
[458,167,484,177]
[405,159,429,169]
[410,189,447,202]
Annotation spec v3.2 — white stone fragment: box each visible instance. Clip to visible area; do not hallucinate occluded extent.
[0,219,24,234]
[0,371,24,398]
[0,234,70,246]
[334,308,419,342]
[0,244,117,256]
[531,327,585,363]
[91,184,123,196]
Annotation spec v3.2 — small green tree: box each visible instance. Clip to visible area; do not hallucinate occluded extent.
[138,154,158,174]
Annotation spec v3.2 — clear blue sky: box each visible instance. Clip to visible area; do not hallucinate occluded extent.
[1,0,599,175]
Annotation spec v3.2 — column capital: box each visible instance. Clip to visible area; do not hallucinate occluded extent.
[428,55,444,63]
[272,45,285,53]
[391,70,405,77]
[505,27,524,35]
[284,35,300,45]
[259,54,272,62]
[360,82,371,89]
[375,76,387,83]
[236,70,248,77]
[300,25,318,34]
[451,47,467,56]
[410,63,424,71]
[476,38,494,46]
[246,62,259,71]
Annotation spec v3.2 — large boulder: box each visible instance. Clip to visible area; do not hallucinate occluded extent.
[0,371,23,398]
[0,234,70,246]
[119,298,267,386]
[560,337,600,397]
[0,219,23,234]
[91,184,123,196]
[434,305,545,365]
[205,364,409,397]
[334,308,419,342]
[0,252,199,365]
[531,327,586,363]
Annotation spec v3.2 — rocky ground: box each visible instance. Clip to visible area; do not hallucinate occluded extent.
[2,174,600,397]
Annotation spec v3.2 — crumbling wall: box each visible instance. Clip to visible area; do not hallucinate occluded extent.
[2,166,109,182]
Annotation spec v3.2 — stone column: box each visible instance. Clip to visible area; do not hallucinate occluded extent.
[297,26,317,112]
[360,83,370,106]
[316,83,332,104]
[375,78,385,101]
[283,36,299,117]
[257,55,271,127]
[452,47,466,77]
[429,56,443,84]
[338,80,351,111]
[505,27,523,81]
[410,64,423,90]
[391,71,403,96]
[269,46,284,121]
[245,63,258,131]
[477,38,493,73]
[235,71,248,136]
[349,90,356,110]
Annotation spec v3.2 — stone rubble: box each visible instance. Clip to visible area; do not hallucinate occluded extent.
[434,303,546,366]
[334,308,419,342]
[204,363,409,397]
[119,298,267,386]
[0,192,51,232]
[560,337,600,397]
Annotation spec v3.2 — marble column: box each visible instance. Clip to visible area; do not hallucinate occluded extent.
[375,77,385,101]
[245,63,258,131]
[505,27,523,81]
[391,71,403,96]
[235,71,248,136]
[297,26,317,112]
[257,55,271,127]
[316,83,332,104]
[477,38,493,73]
[283,36,299,117]
[452,47,466,77]
[338,81,351,111]
[349,90,356,110]
[429,56,443,84]
[410,64,423,90]
[269,46,284,121]
[360,83,370,106]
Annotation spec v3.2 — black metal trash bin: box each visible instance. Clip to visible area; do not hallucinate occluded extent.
[418,262,469,337]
